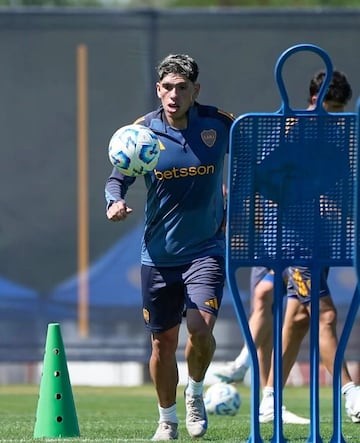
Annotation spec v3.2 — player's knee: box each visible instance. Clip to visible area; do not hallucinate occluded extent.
[320,307,337,327]
[152,330,179,356]
[292,312,309,333]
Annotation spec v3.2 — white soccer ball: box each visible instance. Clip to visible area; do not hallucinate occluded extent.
[204,383,241,416]
[108,124,160,176]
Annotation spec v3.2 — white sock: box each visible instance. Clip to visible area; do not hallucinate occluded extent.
[260,386,274,411]
[234,346,251,369]
[342,381,356,397]
[186,376,204,396]
[158,404,178,424]
[263,386,274,398]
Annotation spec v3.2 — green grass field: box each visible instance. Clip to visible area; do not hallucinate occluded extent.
[0,384,358,442]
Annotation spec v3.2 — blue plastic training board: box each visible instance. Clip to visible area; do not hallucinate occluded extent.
[226,43,358,443]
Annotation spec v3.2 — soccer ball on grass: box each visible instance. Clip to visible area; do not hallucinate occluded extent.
[204,382,241,416]
[108,124,160,176]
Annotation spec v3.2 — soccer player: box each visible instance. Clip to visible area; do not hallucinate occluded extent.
[105,54,234,440]
[216,69,360,424]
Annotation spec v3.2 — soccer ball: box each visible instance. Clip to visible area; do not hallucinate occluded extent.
[204,383,241,416]
[108,124,160,176]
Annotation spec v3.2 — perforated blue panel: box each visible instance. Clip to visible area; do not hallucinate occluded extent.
[226,44,359,443]
[228,113,356,267]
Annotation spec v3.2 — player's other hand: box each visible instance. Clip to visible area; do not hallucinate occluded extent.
[107,201,133,221]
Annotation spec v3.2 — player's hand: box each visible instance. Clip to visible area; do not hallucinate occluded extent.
[107,201,133,221]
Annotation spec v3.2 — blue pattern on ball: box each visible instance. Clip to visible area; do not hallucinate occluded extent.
[204,383,241,416]
[108,124,160,177]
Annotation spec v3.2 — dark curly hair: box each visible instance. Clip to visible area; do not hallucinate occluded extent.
[308,70,352,105]
[157,54,199,83]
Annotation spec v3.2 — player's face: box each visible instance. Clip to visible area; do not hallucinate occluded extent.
[157,73,200,128]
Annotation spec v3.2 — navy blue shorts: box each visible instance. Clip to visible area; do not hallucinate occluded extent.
[286,266,330,304]
[250,266,330,305]
[250,266,287,292]
[250,267,274,293]
[141,256,225,333]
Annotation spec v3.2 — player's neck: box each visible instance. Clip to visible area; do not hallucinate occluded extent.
[165,113,188,130]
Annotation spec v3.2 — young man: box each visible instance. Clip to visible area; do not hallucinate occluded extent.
[105,54,234,440]
[216,70,360,424]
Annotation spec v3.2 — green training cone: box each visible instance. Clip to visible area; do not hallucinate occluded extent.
[33,323,80,438]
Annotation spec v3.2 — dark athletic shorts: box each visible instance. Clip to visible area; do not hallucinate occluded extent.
[251,266,330,304]
[250,267,275,293]
[141,256,225,333]
[286,266,330,304]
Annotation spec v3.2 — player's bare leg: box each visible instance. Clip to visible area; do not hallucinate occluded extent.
[281,299,309,383]
[249,279,274,387]
[150,326,180,440]
[259,299,310,425]
[214,279,274,385]
[150,325,180,407]
[184,309,216,438]
[317,295,360,423]
[257,343,273,389]
[317,295,348,381]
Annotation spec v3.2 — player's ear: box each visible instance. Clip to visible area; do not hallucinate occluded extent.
[156,82,161,98]
[192,83,200,101]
